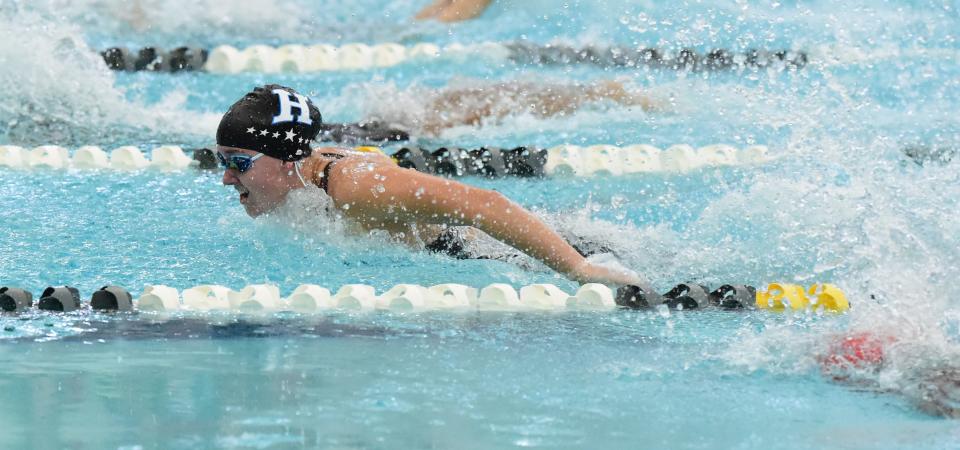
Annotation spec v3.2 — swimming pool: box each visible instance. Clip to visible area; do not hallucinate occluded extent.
[2,0,960,448]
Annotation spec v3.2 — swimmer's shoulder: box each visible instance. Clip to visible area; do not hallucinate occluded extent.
[310,146,402,197]
[308,146,393,163]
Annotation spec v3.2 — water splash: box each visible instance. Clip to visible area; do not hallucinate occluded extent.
[0,12,219,146]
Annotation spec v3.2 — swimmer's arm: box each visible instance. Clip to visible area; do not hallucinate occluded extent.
[328,161,642,285]
[415,0,493,22]
[415,0,449,20]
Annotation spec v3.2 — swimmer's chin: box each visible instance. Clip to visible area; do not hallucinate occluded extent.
[241,201,276,218]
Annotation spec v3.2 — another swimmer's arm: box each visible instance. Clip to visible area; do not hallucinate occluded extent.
[329,162,642,285]
[416,0,493,22]
[415,0,449,20]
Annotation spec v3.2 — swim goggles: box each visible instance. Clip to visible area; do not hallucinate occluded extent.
[216,152,263,174]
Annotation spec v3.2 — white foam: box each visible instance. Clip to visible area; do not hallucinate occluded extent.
[738,145,770,164]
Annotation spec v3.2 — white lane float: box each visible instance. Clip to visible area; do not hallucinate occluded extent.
[477,283,523,310]
[569,284,617,310]
[242,45,280,73]
[0,143,772,177]
[659,144,699,172]
[205,45,245,73]
[582,145,624,176]
[621,144,662,172]
[427,283,477,308]
[0,145,26,167]
[137,285,182,311]
[372,43,407,68]
[332,284,377,311]
[151,146,193,171]
[72,146,110,169]
[338,43,374,70]
[182,285,234,311]
[519,284,571,309]
[229,284,281,311]
[306,44,339,71]
[376,284,432,311]
[286,284,333,313]
[110,146,151,170]
[29,145,70,169]
[276,44,308,73]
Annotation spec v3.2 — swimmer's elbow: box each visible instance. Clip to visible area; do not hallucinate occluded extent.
[467,188,513,226]
[477,188,511,210]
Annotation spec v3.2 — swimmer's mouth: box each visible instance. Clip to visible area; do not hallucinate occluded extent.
[235,185,250,203]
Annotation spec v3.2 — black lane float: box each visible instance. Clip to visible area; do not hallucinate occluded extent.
[1,285,134,313]
[98,43,808,73]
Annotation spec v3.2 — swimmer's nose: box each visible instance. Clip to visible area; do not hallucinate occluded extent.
[222,168,238,185]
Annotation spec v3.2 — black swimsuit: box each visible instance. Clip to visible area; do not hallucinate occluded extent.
[316,152,346,194]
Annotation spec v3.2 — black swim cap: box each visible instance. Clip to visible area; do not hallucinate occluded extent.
[216,84,322,162]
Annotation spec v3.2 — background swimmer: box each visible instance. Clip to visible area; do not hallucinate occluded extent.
[216,84,647,287]
[415,0,494,22]
[364,79,662,137]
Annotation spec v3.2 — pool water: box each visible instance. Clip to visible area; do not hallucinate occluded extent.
[2,0,960,448]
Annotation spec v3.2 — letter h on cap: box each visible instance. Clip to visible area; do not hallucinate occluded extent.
[272,89,313,125]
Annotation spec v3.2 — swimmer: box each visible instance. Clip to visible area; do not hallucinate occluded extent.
[820,331,960,418]
[366,79,662,137]
[216,84,647,287]
[415,0,494,22]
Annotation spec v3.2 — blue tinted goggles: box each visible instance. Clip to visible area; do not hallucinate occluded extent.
[217,152,263,174]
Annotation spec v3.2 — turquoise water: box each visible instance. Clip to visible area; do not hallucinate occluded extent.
[2,0,960,448]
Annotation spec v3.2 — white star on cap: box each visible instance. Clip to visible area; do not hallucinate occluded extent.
[246,127,256,134]
[272,132,280,138]
[259,129,269,136]
[284,129,297,141]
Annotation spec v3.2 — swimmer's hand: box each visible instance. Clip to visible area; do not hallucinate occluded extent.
[568,260,647,287]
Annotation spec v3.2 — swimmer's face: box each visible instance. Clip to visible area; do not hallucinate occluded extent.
[217,146,296,217]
